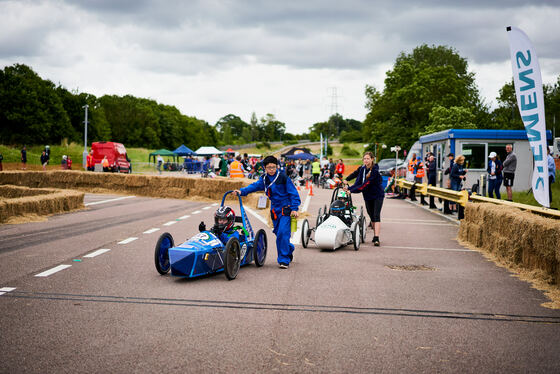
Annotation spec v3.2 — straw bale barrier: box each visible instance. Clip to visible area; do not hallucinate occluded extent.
[0,171,264,218]
[458,203,560,285]
[0,185,84,223]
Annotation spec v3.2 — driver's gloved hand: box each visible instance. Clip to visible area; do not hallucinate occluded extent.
[198,221,206,232]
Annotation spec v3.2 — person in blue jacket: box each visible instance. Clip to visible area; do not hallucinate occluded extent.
[234,155,301,269]
[343,151,384,246]
[486,152,503,199]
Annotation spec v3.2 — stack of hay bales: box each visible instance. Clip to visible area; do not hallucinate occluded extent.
[0,185,84,223]
[458,203,560,284]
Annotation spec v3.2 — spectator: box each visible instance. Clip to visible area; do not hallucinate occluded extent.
[320,156,329,170]
[61,155,68,170]
[219,156,228,176]
[156,154,163,174]
[67,156,73,170]
[450,155,467,191]
[344,151,384,246]
[0,151,3,171]
[548,146,555,206]
[487,152,503,199]
[311,158,321,185]
[335,159,345,177]
[328,158,335,178]
[503,144,517,201]
[229,155,244,178]
[426,153,437,208]
[102,155,110,172]
[21,146,27,170]
[212,154,221,173]
[86,149,94,171]
[41,151,49,171]
[444,153,456,212]
[45,145,51,161]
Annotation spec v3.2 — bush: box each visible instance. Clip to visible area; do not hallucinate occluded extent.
[341,144,360,157]
[257,141,271,149]
[326,144,333,156]
[283,140,298,146]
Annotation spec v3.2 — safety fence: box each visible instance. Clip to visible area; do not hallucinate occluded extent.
[395,178,560,220]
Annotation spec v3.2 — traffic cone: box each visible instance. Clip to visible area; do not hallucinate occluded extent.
[309,183,314,196]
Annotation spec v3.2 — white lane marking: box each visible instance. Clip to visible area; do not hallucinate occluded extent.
[85,196,136,206]
[35,265,72,277]
[178,215,190,220]
[118,237,138,244]
[0,287,16,296]
[211,203,218,206]
[383,245,472,252]
[244,206,269,226]
[163,221,177,226]
[83,248,111,258]
[202,206,211,210]
[192,210,202,214]
[302,191,312,213]
[143,228,160,234]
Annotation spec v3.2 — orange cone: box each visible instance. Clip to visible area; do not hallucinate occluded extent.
[309,183,314,196]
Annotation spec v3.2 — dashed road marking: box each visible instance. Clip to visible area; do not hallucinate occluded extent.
[202,206,211,210]
[83,248,111,258]
[302,191,312,212]
[211,203,218,206]
[0,287,16,296]
[35,265,72,277]
[192,210,202,214]
[143,228,160,234]
[85,196,136,206]
[178,215,190,220]
[118,237,138,244]
[163,221,177,226]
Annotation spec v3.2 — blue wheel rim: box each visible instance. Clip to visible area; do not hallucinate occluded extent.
[158,236,171,272]
[256,233,266,263]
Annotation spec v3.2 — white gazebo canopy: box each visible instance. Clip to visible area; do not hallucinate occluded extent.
[194,146,225,156]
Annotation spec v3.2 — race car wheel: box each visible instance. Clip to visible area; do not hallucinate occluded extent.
[316,207,322,227]
[301,219,310,248]
[224,237,241,280]
[154,232,174,275]
[253,229,267,267]
[352,224,360,251]
[360,216,367,243]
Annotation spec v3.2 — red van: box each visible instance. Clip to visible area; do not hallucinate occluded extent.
[91,141,131,173]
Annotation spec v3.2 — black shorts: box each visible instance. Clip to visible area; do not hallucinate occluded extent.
[365,198,384,223]
[503,172,515,187]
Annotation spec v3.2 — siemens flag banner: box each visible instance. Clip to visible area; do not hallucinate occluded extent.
[507,26,549,207]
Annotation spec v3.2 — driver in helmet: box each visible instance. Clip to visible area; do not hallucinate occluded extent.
[198,206,243,244]
[330,199,352,226]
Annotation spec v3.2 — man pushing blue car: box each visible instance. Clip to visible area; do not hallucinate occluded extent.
[234,155,301,269]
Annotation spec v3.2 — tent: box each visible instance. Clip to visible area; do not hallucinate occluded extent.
[226,148,235,153]
[173,144,195,156]
[285,152,316,161]
[149,149,177,163]
[281,147,311,157]
[194,146,224,156]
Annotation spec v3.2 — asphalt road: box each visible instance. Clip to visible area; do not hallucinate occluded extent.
[1,188,560,373]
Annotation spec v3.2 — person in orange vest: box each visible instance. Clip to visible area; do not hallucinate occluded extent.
[86,150,94,171]
[413,155,427,205]
[229,155,244,178]
[102,155,110,172]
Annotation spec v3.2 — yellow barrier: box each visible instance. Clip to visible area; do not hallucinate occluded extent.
[396,178,560,219]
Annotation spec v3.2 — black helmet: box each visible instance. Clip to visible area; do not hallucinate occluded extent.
[330,200,346,218]
[214,206,235,233]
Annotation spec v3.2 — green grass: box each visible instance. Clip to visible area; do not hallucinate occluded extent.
[0,143,86,165]
[511,182,560,210]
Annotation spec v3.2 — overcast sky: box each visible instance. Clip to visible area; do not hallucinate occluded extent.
[1,0,559,134]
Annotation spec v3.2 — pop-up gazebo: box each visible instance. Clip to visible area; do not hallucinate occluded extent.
[173,144,195,156]
[194,146,224,156]
[149,149,177,163]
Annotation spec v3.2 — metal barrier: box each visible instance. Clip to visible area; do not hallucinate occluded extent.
[395,178,560,220]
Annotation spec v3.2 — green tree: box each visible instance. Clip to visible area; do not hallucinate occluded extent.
[0,64,72,144]
[215,114,249,143]
[421,106,477,136]
[363,44,486,153]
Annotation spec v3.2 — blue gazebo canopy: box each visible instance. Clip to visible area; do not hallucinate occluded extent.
[173,144,195,156]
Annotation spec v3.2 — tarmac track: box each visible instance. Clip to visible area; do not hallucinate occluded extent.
[1,188,560,373]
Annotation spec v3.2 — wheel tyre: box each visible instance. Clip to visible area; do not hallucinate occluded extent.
[224,237,241,280]
[154,232,174,275]
[353,224,360,251]
[360,216,367,243]
[301,219,310,248]
[253,229,267,267]
[316,207,322,227]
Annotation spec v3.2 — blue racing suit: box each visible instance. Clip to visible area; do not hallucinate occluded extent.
[240,171,301,265]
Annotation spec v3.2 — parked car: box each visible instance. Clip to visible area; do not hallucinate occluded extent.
[91,141,131,173]
[377,158,405,177]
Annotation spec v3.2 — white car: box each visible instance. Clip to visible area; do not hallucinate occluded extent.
[301,188,367,251]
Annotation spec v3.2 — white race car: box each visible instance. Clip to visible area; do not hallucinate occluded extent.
[301,187,367,251]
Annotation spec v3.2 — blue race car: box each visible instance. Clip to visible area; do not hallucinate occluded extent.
[154,191,268,280]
